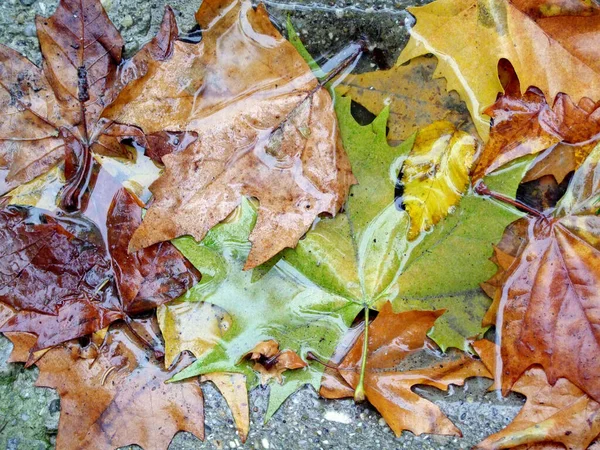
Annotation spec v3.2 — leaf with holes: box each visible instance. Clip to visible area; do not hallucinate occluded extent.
[399,0,600,139]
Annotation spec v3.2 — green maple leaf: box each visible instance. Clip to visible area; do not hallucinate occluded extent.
[287,23,532,351]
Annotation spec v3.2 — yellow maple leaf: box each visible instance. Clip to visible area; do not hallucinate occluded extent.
[399,0,600,140]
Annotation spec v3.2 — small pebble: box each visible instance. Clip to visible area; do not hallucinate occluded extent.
[24,23,36,37]
[121,14,133,29]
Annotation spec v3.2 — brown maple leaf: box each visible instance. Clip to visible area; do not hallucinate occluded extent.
[473,340,600,450]
[319,303,491,437]
[471,64,600,182]
[104,0,355,269]
[0,0,178,209]
[201,373,250,442]
[480,143,600,403]
[0,169,200,352]
[6,321,204,450]
[242,340,307,384]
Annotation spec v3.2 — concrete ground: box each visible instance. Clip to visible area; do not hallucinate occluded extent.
[0,0,525,449]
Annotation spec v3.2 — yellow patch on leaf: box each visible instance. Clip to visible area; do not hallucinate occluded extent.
[402,121,476,240]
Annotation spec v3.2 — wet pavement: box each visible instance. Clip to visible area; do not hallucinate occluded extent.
[0,0,525,449]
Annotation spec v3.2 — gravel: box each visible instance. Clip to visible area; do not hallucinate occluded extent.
[0,0,525,449]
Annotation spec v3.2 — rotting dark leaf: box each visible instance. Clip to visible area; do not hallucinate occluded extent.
[0,168,200,353]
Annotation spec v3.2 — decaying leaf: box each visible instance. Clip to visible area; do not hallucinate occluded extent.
[335,57,476,142]
[482,143,600,403]
[20,322,205,450]
[471,74,600,181]
[401,121,476,239]
[473,340,600,450]
[104,0,354,269]
[0,0,178,209]
[320,304,491,437]
[399,0,600,139]
[242,340,307,384]
[200,373,249,443]
[0,169,199,351]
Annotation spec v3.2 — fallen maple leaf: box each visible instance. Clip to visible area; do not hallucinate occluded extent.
[473,340,600,450]
[471,72,600,182]
[158,197,362,420]
[480,143,600,403]
[0,0,178,210]
[104,0,355,269]
[319,303,491,437]
[401,121,476,239]
[0,169,199,352]
[398,0,600,140]
[243,340,307,384]
[6,321,204,450]
[289,25,533,352]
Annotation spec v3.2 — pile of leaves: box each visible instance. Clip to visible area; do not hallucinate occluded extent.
[1,0,600,448]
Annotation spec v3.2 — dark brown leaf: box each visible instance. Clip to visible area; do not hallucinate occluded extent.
[0,169,200,352]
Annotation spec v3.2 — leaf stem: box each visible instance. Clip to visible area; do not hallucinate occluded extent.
[474,181,545,219]
[61,143,94,212]
[354,305,369,402]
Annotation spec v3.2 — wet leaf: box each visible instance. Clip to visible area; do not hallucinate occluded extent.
[27,321,204,450]
[320,304,491,437]
[158,198,361,420]
[472,76,600,181]
[399,0,600,140]
[104,0,355,269]
[482,143,600,403]
[0,0,177,208]
[242,340,307,384]
[0,171,199,352]
[160,95,528,428]
[401,121,476,239]
[474,340,600,450]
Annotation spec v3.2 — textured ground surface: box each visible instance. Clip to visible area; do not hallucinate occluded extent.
[0,0,524,449]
